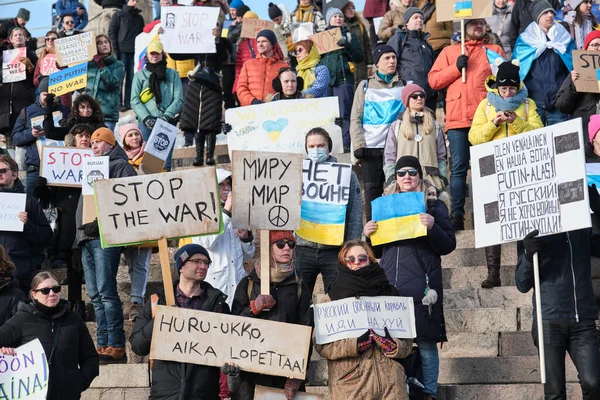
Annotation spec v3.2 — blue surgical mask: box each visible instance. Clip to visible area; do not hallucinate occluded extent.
[307,147,328,162]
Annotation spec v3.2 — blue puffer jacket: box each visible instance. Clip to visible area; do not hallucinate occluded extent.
[523,48,569,111]
[379,188,456,342]
[516,228,598,321]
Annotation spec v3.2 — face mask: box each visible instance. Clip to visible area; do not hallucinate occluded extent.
[307,147,328,162]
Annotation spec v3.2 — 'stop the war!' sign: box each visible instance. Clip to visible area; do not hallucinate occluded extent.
[470,118,591,248]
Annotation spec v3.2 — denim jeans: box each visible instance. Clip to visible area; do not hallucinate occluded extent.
[139,121,172,171]
[120,52,134,108]
[122,247,151,304]
[104,121,116,132]
[446,128,471,217]
[537,108,568,127]
[416,340,440,396]
[295,246,340,295]
[26,165,39,198]
[532,319,600,399]
[81,239,125,347]
[152,0,160,20]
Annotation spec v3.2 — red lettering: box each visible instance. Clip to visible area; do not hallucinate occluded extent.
[48,152,56,164]
[72,153,82,166]
[60,151,68,164]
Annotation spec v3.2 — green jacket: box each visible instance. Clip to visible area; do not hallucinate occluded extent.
[345,17,373,84]
[83,54,124,122]
[319,26,364,87]
[130,66,183,123]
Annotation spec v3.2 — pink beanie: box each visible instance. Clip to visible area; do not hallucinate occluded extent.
[589,115,600,143]
[401,83,426,109]
[119,123,143,146]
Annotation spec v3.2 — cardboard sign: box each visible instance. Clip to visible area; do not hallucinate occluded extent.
[40,146,94,187]
[39,54,60,76]
[0,192,26,232]
[141,118,178,173]
[296,160,352,245]
[572,50,600,93]
[313,296,417,345]
[95,167,222,247]
[370,192,427,246]
[82,156,109,196]
[149,306,312,380]
[471,118,591,248]
[0,339,49,400]
[436,0,491,21]
[55,32,96,67]
[2,48,26,83]
[254,386,324,400]
[241,19,276,39]
[160,6,220,53]
[48,63,88,96]
[225,97,344,156]
[309,28,343,55]
[134,24,160,72]
[231,151,303,230]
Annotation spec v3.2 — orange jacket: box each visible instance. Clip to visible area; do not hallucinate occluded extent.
[236,53,289,106]
[428,40,506,131]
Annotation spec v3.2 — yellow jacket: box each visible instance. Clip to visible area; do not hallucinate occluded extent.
[469,76,543,145]
[166,56,195,79]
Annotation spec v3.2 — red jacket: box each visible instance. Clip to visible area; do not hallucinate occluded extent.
[233,38,284,94]
[363,0,389,18]
[236,51,289,106]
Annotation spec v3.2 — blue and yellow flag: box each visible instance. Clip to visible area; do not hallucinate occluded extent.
[370,192,427,246]
[454,1,473,17]
[49,63,87,97]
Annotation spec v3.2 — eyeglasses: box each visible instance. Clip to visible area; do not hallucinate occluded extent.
[0,168,12,174]
[589,43,600,49]
[397,168,419,177]
[187,258,211,267]
[410,93,425,100]
[275,240,296,249]
[64,20,74,25]
[45,37,56,42]
[345,254,369,264]
[34,286,61,295]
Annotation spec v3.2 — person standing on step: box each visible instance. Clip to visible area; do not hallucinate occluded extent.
[428,18,506,231]
[0,8,37,53]
[58,14,84,37]
[469,60,542,288]
[378,0,413,41]
[342,1,373,89]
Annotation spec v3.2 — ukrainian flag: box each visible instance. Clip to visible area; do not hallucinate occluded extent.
[454,1,473,17]
[49,63,87,97]
[596,70,600,92]
[370,192,427,246]
[297,201,347,246]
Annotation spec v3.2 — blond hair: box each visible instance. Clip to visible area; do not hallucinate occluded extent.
[400,108,435,140]
[29,271,58,299]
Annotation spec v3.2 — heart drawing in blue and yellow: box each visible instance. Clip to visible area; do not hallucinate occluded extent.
[263,118,289,142]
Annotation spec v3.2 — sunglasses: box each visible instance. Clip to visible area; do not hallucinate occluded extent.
[45,37,56,41]
[345,254,369,264]
[275,240,296,249]
[64,21,74,25]
[34,286,61,295]
[0,168,12,174]
[410,93,425,100]
[397,168,419,177]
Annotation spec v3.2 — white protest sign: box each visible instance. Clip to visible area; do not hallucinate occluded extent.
[160,6,220,53]
[0,339,49,399]
[471,118,591,248]
[225,97,343,156]
[95,167,222,246]
[149,306,312,380]
[313,296,417,345]
[2,48,26,83]
[55,32,96,66]
[145,119,178,161]
[0,192,26,232]
[231,150,303,230]
[40,146,94,187]
[82,156,109,196]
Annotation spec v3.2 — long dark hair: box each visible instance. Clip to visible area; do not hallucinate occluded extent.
[574,0,598,26]
[68,94,104,125]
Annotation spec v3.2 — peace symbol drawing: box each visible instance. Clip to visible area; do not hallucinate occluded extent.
[268,205,289,227]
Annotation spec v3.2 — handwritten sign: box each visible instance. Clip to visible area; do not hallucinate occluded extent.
[313,296,416,345]
[55,32,96,66]
[0,339,49,400]
[370,192,427,246]
[39,54,59,76]
[225,97,343,156]
[471,118,591,247]
[572,50,600,93]
[40,146,94,187]
[149,306,312,379]
[231,150,302,230]
[309,28,343,55]
[2,48,26,83]
[95,167,222,247]
[82,157,109,196]
[48,63,88,96]
[296,160,352,245]
[437,0,491,21]
[160,6,220,53]
[254,386,324,400]
[0,192,26,232]
[241,19,276,39]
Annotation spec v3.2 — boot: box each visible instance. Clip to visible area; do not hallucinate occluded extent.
[71,300,86,321]
[99,346,127,364]
[205,132,216,165]
[192,131,205,166]
[450,213,464,231]
[481,245,502,288]
[183,131,194,147]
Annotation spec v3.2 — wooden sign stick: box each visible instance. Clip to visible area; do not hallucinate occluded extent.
[158,237,175,306]
[260,230,270,295]
[533,252,546,384]
[461,19,466,83]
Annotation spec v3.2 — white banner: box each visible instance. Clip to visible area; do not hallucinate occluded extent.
[2,48,26,83]
[0,192,26,232]
[82,156,109,196]
[160,7,220,53]
[313,296,416,345]
[0,339,49,400]
[145,119,178,161]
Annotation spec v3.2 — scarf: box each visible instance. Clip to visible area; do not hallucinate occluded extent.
[296,4,315,22]
[271,261,295,283]
[328,262,396,301]
[296,45,320,88]
[486,85,529,111]
[146,59,167,105]
[33,299,61,317]
[125,142,145,163]
[576,15,594,49]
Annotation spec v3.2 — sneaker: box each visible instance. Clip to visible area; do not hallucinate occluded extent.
[450,214,464,231]
[99,346,127,364]
[124,302,143,322]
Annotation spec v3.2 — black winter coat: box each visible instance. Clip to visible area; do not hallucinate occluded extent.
[0,278,27,326]
[108,5,144,55]
[516,229,598,321]
[556,74,600,140]
[524,48,569,111]
[129,281,229,400]
[0,300,99,400]
[379,199,456,342]
[507,0,561,47]
[0,19,37,53]
[93,0,124,9]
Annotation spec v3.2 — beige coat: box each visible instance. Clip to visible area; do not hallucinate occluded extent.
[377,6,408,41]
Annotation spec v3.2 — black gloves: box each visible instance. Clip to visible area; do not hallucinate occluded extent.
[221,363,241,392]
[79,219,100,238]
[34,176,52,202]
[353,148,365,159]
[45,94,56,114]
[35,176,47,188]
[589,184,600,217]
[337,38,349,47]
[251,98,263,105]
[523,230,542,263]
[222,121,232,134]
[162,115,174,125]
[456,55,468,72]
[334,117,343,128]
[144,117,157,130]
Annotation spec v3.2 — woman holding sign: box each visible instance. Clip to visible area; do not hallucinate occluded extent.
[33,30,59,87]
[314,239,412,400]
[363,156,456,400]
